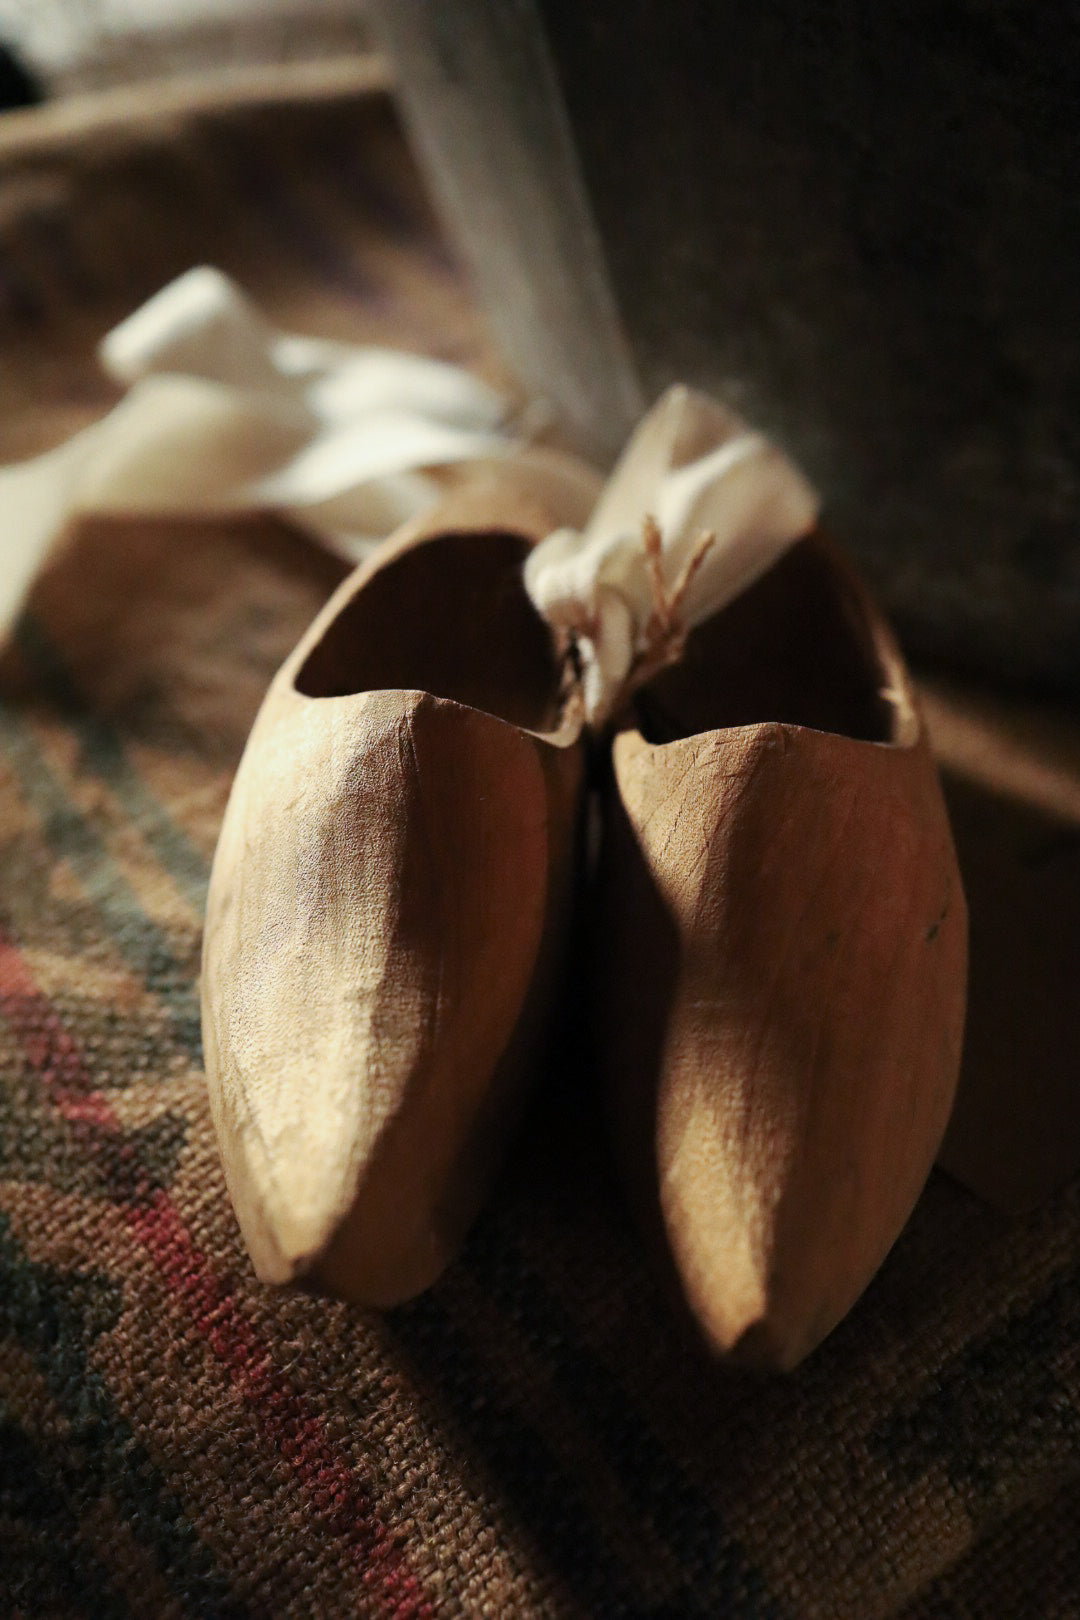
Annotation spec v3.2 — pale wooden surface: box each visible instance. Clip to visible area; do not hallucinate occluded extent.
[594,535,968,1369]
[201,485,586,1305]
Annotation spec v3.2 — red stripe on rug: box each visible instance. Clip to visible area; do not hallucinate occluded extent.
[0,939,116,1129]
[0,928,433,1620]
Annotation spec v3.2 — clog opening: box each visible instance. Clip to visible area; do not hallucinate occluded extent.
[295,530,566,735]
[636,537,906,745]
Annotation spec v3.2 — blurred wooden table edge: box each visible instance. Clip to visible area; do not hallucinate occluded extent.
[0,53,393,163]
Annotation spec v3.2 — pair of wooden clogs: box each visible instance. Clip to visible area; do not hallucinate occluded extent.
[202,471,966,1370]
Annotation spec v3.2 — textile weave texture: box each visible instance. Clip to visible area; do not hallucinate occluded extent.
[1,74,1078,1620]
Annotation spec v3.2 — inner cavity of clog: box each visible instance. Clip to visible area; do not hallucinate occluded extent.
[635,538,903,745]
[295,530,567,736]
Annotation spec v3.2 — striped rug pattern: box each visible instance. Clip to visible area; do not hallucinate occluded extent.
[1,72,1078,1619]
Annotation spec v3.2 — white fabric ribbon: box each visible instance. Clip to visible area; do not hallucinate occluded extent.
[524,384,821,724]
[0,266,518,638]
[3,281,818,717]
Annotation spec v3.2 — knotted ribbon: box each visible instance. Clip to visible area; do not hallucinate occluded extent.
[4,278,820,711]
[524,385,821,724]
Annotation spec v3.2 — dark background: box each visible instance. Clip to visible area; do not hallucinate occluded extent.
[538,0,1080,693]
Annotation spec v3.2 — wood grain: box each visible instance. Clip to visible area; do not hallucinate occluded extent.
[201,483,586,1305]
[594,535,968,1368]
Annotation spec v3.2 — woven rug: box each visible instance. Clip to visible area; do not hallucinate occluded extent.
[1,67,1078,1620]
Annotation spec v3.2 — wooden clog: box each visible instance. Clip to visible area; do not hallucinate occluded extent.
[201,481,586,1306]
[593,534,968,1369]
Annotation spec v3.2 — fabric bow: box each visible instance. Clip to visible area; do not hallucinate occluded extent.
[524,384,821,724]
